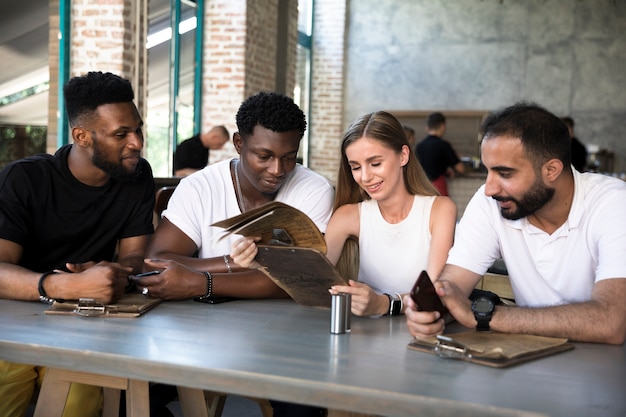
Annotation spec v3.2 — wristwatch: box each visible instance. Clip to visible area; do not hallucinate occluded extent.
[385,293,402,316]
[471,296,496,331]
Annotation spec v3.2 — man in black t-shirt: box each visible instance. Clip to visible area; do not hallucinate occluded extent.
[0,71,154,417]
[173,125,229,176]
[561,116,587,172]
[415,112,465,196]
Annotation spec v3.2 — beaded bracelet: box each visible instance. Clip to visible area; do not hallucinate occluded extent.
[197,271,213,300]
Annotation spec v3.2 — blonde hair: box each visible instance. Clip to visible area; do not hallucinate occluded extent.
[333,111,439,279]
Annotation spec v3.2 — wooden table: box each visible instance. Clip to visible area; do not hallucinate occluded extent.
[0,298,624,417]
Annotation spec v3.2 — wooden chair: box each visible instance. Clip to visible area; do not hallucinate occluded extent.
[475,272,515,304]
[153,186,177,226]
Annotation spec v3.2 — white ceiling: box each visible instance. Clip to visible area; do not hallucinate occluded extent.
[0,0,193,126]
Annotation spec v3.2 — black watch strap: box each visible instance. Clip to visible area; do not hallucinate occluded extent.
[384,293,402,316]
[476,315,492,331]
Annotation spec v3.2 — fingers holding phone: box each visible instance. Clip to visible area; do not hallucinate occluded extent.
[410,270,448,316]
[405,271,448,338]
[404,294,445,338]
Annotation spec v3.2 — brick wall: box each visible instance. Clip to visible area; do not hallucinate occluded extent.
[309,0,347,185]
[47,0,60,154]
[47,0,147,151]
[207,0,300,164]
[70,0,146,89]
[203,0,247,161]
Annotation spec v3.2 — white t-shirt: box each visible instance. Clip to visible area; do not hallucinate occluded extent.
[358,195,435,294]
[163,158,334,258]
[448,170,626,307]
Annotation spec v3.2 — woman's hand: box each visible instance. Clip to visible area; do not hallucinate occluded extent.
[329,280,389,317]
[230,237,261,269]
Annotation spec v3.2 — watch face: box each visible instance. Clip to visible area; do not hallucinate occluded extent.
[473,298,494,314]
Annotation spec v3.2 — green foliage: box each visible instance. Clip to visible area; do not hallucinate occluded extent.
[0,125,47,168]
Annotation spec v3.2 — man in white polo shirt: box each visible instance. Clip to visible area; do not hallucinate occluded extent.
[405,102,626,345]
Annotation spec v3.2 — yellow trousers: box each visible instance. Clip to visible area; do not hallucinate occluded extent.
[0,361,101,417]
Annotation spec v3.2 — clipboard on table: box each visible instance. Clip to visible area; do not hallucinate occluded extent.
[408,330,574,368]
[45,293,162,318]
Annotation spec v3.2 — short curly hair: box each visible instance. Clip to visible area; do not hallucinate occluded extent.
[63,71,134,126]
[235,92,306,139]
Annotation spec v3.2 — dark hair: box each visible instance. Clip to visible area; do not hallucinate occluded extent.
[334,111,438,210]
[63,71,134,126]
[561,116,574,129]
[481,102,571,171]
[235,92,306,138]
[426,112,446,130]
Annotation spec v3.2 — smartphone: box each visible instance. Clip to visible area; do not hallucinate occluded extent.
[410,270,447,316]
[193,296,238,304]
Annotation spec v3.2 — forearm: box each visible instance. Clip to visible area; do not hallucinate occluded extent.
[0,263,41,301]
[154,252,235,274]
[491,301,625,345]
[117,255,145,274]
[212,269,288,299]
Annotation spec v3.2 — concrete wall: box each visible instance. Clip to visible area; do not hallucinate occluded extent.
[343,0,626,172]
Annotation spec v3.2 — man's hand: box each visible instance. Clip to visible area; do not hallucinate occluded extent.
[404,295,446,338]
[134,259,204,300]
[55,261,131,304]
[436,280,476,328]
[404,279,477,338]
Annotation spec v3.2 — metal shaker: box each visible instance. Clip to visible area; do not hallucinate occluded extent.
[331,293,350,334]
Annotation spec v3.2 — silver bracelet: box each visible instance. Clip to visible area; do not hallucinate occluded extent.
[223,254,232,273]
[395,292,403,314]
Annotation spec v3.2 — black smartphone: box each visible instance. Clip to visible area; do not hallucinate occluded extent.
[193,296,238,304]
[410,270,448,316]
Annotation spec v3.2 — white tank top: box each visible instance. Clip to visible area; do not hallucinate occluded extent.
[358,195,435,294]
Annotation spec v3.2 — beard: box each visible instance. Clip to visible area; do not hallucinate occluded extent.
[493,178,555,220]
[92,139,137,182]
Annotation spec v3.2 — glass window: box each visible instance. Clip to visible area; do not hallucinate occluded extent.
[145,0,197,177]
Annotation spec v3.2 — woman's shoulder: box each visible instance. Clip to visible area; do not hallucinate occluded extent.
[334,202,360,218]
[431,195,457,217]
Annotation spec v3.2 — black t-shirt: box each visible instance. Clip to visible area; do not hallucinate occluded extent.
[415,135,461,180]
[0,145,155,272]
[173,135,209,171]
[571,136,587,172]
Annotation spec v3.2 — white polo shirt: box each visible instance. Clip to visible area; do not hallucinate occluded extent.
[448,170,626,307]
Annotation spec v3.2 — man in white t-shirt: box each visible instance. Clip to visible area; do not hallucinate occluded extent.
[143,92,333,300]
[138,92,333,417]
[405,102,626,345]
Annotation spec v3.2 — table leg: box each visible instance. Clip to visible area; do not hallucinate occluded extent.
[125,379,150,417]
[102,388,122,417]
[177,386,210,417]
